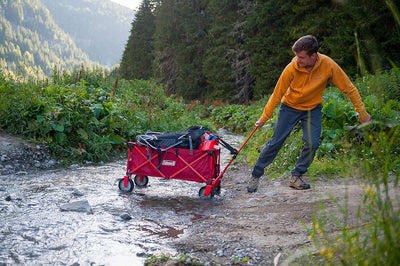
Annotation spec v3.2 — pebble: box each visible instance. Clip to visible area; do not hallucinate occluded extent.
[72,189,84,197]
[217,250,224,257]
[120,214,132,221]
[16,171,27,176]
[2,141,11,146]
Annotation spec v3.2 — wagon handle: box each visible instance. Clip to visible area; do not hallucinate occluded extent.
[231,127,257,159]
[222,127,257,172]
[205,127,258,196]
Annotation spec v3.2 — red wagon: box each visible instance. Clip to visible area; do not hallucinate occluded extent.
[118,127,257,198]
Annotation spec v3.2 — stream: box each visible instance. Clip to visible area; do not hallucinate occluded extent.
[0,129,244,265]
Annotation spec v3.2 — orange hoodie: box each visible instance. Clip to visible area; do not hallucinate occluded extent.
[260,53,369,122]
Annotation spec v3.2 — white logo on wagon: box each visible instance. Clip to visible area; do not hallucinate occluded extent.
[161,160,176,166]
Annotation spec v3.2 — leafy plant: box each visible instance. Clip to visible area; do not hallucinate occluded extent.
[0,68,209,162]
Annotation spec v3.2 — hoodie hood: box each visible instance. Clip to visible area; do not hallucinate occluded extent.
[291,52,322,72]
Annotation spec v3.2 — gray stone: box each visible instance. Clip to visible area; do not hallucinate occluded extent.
[60,200,92,214]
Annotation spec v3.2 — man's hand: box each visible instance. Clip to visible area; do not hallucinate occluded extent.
[360,114,371,124]
[255,120,265,129]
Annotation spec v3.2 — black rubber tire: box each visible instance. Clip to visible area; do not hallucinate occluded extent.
[118,178,134,192]
[199,186,214,199]
[134,175,149,187]
[213,183,221,195]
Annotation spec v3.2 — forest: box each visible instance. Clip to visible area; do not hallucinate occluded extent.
[121,0,400,103]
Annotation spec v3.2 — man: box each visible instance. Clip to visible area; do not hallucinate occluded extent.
[247,35,371,192]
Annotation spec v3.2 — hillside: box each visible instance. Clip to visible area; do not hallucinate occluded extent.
[0,0,134,80]
[41,0,134,67]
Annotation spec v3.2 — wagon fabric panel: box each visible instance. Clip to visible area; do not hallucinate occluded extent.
[127,143,220,183]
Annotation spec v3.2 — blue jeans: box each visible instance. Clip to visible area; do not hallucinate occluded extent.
[252,103,322,178]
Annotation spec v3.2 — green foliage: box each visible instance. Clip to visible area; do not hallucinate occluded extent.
[317,89,359,157]
[144,254,170,266]
[209,104,260,133]
[0,68,207,162]
[317,70,400,159]
[144,253,204,266]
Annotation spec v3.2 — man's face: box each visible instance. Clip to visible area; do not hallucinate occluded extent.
[294,50,317,69]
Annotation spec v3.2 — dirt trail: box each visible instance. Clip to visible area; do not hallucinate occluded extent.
[171,162,364,265]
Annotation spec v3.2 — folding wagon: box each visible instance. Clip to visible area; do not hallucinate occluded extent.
[118,126,257,198]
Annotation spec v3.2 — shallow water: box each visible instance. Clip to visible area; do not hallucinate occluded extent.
[0,129,244,265]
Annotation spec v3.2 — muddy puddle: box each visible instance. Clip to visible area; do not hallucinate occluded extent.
[0,129,244,265]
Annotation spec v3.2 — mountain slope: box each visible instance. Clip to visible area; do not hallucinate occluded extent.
[0,0,134,80]
[41,0,134,67]
[0,0,96,79]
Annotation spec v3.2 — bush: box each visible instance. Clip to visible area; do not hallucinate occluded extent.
[0,69,208,162]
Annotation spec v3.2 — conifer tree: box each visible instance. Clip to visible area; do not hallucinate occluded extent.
[152,0,180,95]
[203,0,238,101]
[153,0,210,100]
[120,0,155,80]
[244,0,296,99]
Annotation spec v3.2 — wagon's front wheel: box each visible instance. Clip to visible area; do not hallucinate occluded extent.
[199,186,214,199]
[134,175,149,187]
[118,178,134,192]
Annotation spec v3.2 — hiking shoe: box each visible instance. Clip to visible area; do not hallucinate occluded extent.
[289,175,310,190]
[247,176,260,193]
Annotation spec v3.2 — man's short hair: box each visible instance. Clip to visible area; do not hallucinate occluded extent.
[292,35,319,56]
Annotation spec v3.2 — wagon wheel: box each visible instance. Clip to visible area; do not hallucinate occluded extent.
[199,186,214,199]
[213,183,221,195]
[118,178,134,192]
[134,175,149,187]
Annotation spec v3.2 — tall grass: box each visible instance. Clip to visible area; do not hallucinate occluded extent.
[291,125,400,265]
